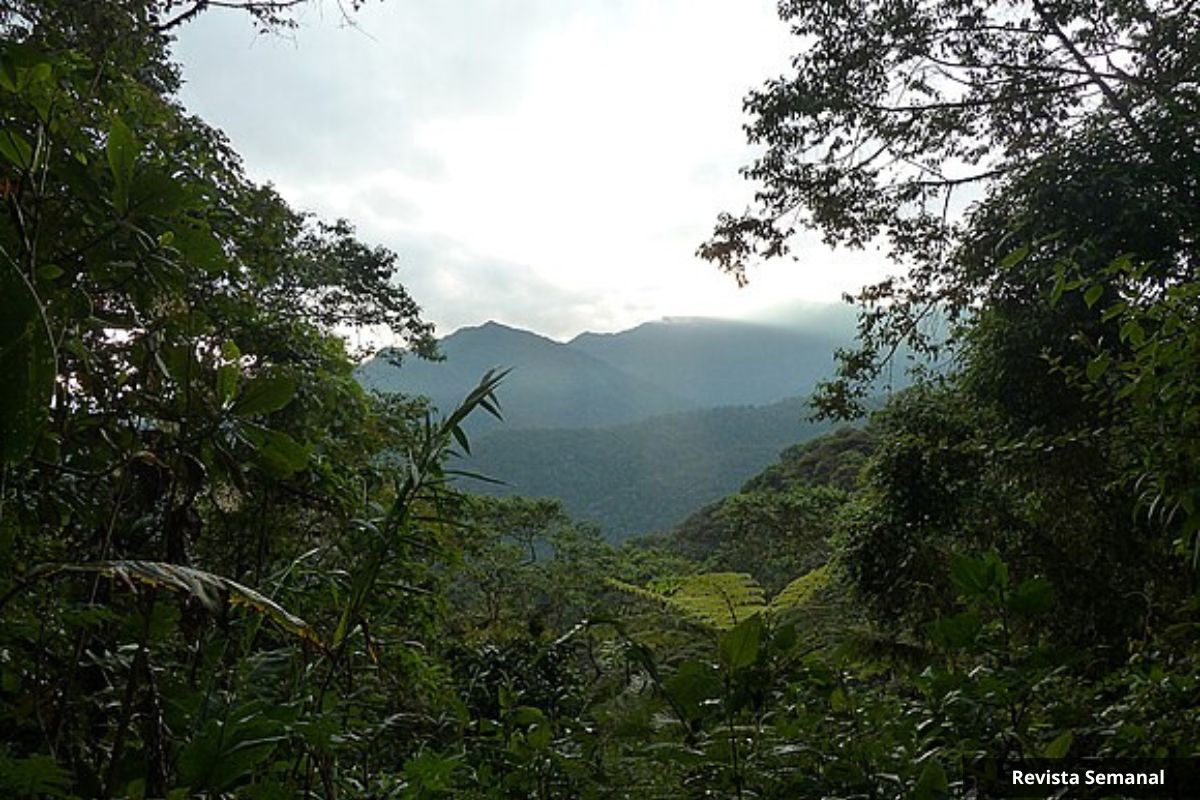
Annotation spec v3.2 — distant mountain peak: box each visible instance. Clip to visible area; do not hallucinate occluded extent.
[358,305,870,430]
[450,320,560,346]
[462,320,526,335]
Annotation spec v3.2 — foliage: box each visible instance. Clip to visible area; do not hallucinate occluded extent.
[1,0,1199,797]
[466,397,836,540]
[663,427,866,593]
[2,560,320,645]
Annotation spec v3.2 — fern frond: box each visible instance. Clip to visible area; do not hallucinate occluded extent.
[608,573,766,630]
[769,565,832,614]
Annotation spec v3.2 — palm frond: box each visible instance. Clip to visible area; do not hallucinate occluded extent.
[23,561,321,646]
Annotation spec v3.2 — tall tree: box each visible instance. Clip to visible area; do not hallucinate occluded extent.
[700,0,1199,411]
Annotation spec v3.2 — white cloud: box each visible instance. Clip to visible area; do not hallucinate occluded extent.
[172,0,896,340]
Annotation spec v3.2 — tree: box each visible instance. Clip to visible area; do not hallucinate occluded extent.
[700,0,1199,413]
[0,3,477,795]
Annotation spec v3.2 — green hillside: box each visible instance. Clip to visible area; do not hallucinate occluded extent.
[664,426,874,589]
[460,397,836,539]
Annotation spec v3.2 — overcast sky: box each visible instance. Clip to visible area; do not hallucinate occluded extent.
[172,0,893,341]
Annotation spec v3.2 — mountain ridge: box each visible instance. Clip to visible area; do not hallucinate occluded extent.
[358,306,860,430]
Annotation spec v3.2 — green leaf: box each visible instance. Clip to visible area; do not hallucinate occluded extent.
[232,374,297,417]
[1101,301,1128,322]
[1083,283,1104,308]
[509,706,546,727]
[770,564,831,613]
[217,364,239,405]
[998,244,1028,270]
[178,704,288,791]
[1086,352,1111,381]
[159,344,194,385]
[0,263,56,463]
[610,572,767,630]
[1008,577,1054,617]
[949,552,1007,600]
[242,425,309,476]
[21,560,321,646]
[0,129,33,169]
[450,423,471,455]
[1043,731,1074,759]
[106,117,138,213]
[167,222,227,273]
[527,723,552,750]
[403,751,460,791]
[664,660,722,721]
[915,760,949,800]
[0,753,72,798]
[1119,319,1145,347]
[772,621,798,652]
[718,613,762,671]
[926,610,982,650]
[35,263,62,282]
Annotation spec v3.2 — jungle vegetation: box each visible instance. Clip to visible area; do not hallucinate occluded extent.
[1,0,1197,798]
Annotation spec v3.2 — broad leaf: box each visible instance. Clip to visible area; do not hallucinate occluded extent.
[0,128,33,169]
[915,760,948,800]
[663,660,722,722]
[1043,731,1073,759]
[926,610,982,650]
[1008,577,1054,617]
[242,425,309,476]
[232,374,296,417]
[718,614,762,671]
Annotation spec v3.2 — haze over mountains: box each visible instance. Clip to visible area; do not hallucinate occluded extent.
[357,306,859,430]
[357,305,867,539]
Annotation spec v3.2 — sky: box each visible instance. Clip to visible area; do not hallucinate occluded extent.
[172,0,894,342]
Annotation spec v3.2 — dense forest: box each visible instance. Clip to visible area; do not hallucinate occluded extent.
[1,1,1198,798]
[458,397,837,539]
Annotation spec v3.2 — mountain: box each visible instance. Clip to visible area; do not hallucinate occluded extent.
[357,321,695,430]
[356,308,868,538]
[358,306,861,429]
[569,312,855,408]
[457,397,836,540]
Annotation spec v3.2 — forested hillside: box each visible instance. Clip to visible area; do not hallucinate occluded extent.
[2,1,1198,799]
[461,397,835,539]
[666,427,873,567]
